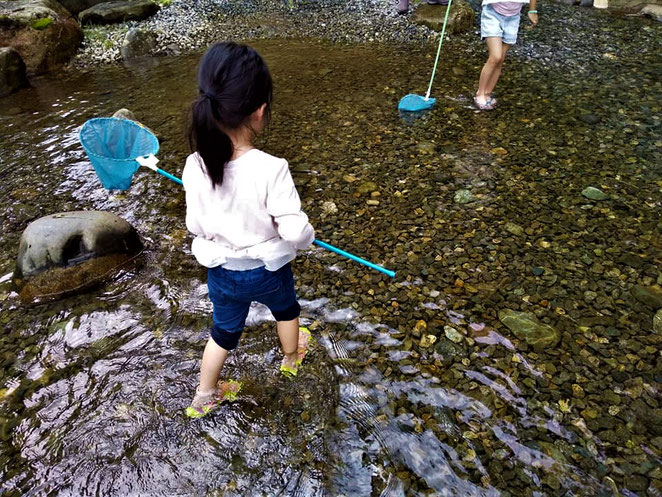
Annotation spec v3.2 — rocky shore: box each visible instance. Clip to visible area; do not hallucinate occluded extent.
[71,0,450,67]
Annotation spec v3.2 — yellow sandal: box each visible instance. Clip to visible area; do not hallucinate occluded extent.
[280,327,313,378]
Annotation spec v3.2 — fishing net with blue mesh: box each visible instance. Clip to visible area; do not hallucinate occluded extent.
[79,117,159,190]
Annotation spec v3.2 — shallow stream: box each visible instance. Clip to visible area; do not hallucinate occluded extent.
[0,5,661,496]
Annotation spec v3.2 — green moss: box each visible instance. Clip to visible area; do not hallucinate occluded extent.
[31,17,53,30]
[154,0,170,6]
[102,39,113,50]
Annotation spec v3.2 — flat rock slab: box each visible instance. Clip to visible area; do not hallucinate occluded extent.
[79,0,159,25]
[412,0,475,34]
[14,211,143,302]
[498,309,561,350]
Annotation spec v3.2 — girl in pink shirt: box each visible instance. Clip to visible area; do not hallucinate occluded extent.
[475,0,540,110]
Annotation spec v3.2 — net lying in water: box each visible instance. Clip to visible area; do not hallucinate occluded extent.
[79,117,159,190]
[398,94,436,112]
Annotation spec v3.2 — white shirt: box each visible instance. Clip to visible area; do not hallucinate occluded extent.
[182,149,315,270]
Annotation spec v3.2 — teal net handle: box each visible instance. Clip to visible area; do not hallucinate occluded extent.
[136,154,183,185]
[135,155,395,277]
[425,0,453,100]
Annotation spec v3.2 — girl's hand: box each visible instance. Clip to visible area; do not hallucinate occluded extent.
[528,11,538,25]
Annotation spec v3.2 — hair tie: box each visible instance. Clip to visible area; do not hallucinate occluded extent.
[201,92,215,103]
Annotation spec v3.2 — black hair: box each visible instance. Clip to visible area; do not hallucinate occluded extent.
[188,42,273,188]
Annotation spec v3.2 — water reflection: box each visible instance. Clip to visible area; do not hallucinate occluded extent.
[1,10,661,495]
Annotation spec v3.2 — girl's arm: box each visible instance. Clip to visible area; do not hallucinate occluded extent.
[528,0,538,25]
[266,160,315,250]
[182,157,206,237]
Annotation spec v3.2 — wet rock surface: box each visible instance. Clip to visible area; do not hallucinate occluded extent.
[13,211,143,302]
[15,211,142,279]
[0,47,28,97]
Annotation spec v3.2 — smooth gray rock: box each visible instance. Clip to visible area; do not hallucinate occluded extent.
[120,27,158,60]
[0,47,29,97]
[57,0,108,15]
[412,0,475,34]
[15,211,143,279]
[112,108,138,121]
[79,0,159,25]
[498,309,561,350]
[0,0,82,74]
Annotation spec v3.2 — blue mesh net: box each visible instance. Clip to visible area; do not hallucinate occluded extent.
[79,117,159,190]
[398,94,436,112]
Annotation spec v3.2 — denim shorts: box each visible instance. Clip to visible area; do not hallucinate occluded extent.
[481,4,521,45]
[206,263,301,350]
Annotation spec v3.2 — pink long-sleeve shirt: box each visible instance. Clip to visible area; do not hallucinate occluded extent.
[182,149,314,270]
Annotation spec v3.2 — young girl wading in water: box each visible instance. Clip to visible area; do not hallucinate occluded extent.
[183,42,315,418]
[475,0,539,110]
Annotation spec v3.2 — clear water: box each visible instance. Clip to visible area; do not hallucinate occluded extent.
[0,7,661,496]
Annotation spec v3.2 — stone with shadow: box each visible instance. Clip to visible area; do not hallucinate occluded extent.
[13,211,143,303]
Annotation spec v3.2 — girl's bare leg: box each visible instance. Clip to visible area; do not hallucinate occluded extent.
[198,337,229,393]
[277,317,300,368]
[485,42,511,96]
[476,37,506,104]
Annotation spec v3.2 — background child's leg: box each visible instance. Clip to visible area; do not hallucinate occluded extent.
[476,37,507,103]
[277,318,300,366]
[484,42,511,96]
[199,337,229,392]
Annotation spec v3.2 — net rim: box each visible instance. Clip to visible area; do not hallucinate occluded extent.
[79,117,159,162]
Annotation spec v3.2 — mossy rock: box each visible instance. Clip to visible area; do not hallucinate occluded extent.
[30,16,53,29]
[0,0,82,74]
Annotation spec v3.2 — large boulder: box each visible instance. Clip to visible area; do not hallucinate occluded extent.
[79,0,159,25]
[498,309,561,350]
[120,27,158,60]
[631,3,662,20]
[57,0,108,16]
[0,47,29,97]
[0,0,82,75]
[14,211,143,302]
[412,0,475,34]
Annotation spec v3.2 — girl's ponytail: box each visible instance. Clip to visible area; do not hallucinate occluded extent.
[188,42,273,189]
[189,94,233,187]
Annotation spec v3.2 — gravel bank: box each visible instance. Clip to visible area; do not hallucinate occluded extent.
[72,0,465,67]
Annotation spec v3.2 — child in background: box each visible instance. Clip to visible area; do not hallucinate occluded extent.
[183,42,315,418]
[474,0,539,110]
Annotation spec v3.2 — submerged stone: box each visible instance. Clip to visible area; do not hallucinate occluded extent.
[444,325,463,343]
[504,222,524,236]
[498,309,561,350]
[581,186,608,201]
[454,189,476,204]
[14,211,143,302]
[653,309,662,335]
[632,285,662,308]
